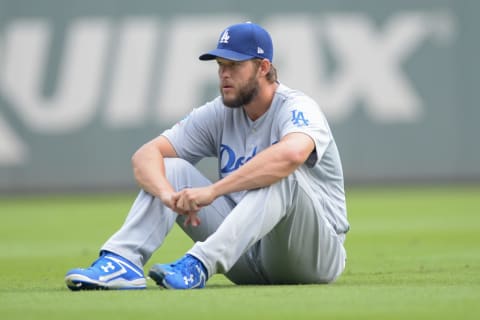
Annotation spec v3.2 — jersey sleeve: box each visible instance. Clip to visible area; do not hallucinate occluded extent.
[278,95,333,167]
[161,98,223,165]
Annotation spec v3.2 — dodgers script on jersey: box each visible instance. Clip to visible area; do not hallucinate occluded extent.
[162,84,349,234]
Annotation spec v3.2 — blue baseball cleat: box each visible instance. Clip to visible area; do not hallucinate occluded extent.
[65,252,146,291]
[149,254,208,289]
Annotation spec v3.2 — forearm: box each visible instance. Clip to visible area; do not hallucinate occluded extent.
[131,143,174,198]
[211,134,313,198]
[212,153,293,196]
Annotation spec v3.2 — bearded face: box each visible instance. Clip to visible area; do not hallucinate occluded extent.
[218,59,261,109]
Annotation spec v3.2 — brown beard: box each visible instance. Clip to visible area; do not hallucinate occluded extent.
[221,70,259,109]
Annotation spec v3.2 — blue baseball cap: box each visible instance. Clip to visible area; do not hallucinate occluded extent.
[199,22,273,62]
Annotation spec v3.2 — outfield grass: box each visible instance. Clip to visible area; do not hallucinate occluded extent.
[0,186,479,319]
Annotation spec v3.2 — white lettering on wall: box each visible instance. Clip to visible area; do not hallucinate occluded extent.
[0,11,456,166]
[104,19,159,127]
[266,13,438,122]
[0,116,28,164]
[2,19,110,133]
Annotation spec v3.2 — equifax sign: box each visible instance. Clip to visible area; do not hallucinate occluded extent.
[0,11,456,165]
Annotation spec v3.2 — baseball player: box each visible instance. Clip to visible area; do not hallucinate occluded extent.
[65,22,349,290]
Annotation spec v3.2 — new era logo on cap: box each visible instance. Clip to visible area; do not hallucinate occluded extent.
[199,22,273,62]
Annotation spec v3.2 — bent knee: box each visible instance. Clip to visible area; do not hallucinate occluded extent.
[163,157,194,170]
[164,158,195,179]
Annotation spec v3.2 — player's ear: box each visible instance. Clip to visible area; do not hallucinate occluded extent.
[258,59,271,77]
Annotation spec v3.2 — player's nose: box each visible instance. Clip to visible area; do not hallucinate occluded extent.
[218,65,232,79]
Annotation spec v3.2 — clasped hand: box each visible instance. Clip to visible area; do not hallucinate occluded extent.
[161,186,216,227]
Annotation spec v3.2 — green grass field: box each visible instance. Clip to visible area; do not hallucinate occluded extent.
[1,186,479,319]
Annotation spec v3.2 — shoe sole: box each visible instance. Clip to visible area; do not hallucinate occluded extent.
[148,266,168,289]
[65,274,146,291]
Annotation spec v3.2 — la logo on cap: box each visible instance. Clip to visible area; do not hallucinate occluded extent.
[219,29,230,44]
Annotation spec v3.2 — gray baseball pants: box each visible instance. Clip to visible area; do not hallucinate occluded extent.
[102,158,346,284]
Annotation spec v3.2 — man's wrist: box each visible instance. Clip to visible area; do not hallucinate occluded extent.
[209,183,221,200]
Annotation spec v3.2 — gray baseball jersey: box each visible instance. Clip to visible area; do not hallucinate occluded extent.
[162,83,349,235]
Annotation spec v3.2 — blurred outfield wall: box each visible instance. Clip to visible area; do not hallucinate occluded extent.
[0,0,479,192]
